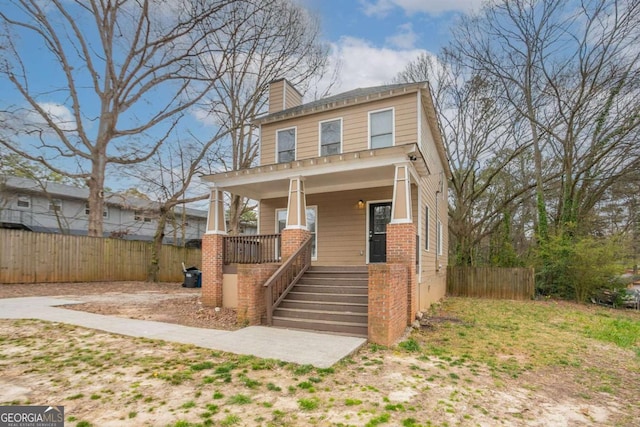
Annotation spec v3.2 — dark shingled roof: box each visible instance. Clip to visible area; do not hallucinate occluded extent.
[256,81,426,123]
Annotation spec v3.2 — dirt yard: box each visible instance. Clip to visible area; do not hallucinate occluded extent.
[0,281,238,330]
[1,283,639,426]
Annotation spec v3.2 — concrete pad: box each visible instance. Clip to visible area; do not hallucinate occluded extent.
[0,297,366,368]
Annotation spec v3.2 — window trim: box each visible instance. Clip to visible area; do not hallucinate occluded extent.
[85,203,109,218]
[318,117,343,156]
[275,206,318,261]
[276,126,297,163]
[368,107,395,149]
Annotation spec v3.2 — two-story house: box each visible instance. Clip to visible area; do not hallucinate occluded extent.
[200,79,450,345]
[0,175,207,244]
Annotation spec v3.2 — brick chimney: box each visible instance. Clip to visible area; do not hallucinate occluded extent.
[268,78,303,114]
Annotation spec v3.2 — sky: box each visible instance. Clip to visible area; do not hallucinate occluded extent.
[300,0,484,94]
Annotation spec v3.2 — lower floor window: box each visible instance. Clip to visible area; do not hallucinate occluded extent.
[276,206,317,259]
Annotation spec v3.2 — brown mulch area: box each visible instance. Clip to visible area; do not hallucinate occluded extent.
[0,281,239,330]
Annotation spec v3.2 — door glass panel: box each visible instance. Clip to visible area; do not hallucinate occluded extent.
[373,205,391,233]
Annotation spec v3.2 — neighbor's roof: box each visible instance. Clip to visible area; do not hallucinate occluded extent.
[1,175,207,218]
[254,81,428,125]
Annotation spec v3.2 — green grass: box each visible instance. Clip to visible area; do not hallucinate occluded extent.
[298,397,320,411]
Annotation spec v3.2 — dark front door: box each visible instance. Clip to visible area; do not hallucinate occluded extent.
[369,202,392,263]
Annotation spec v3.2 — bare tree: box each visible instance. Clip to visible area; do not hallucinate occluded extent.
[396,52,535,265]
[198,0,332,234]
[451,0,640,239]
[0,0,234,237]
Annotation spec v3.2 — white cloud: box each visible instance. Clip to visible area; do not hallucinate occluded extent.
[385,22,418,49]
[361,0,484,16]
[36,103,76,131]
[317,36,428,95]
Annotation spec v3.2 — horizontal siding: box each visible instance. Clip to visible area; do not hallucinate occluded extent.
[261,187,398,265]
[260,92,418,165]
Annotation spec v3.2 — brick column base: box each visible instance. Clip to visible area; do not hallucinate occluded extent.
[368,263,409,346]
[281,228,311,261]
[201,233,224,307]
[387,222,417,324]
[237,263,279,325]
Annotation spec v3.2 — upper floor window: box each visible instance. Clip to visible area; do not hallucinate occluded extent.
[277,127,296,163]
[369,108,394,149]
[49,199,62,213]
[86,203,109,218]
[319,118,341,156]
[16,195,30,209]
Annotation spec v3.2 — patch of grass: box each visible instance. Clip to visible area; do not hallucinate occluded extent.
[181,400,196,409]
[220,414,241,426]
[298,397,320,411]
[190,361,214,371]
[584,317,640,349]
[398,338,421,352]
[366,413,391,426]
[67,393,84,400]
[227,394,252,405]
[292,364,314,375]
[212,391,224,399]
[128,411,137,419]
[76,422,93,427]
[345,398,362,406]
[266,383,282,392]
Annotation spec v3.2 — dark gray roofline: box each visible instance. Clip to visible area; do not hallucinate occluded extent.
[1,175,207,218]
[255,81,427,124]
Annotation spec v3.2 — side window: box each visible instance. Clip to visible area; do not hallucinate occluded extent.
[369,109,393,149]
[319,118,341,156]
[16,194,31,209]
[276,207,317,260]
[277,127,296,163]
[49,199,62,212]
[437,219,443,256]
[424,206,429,251]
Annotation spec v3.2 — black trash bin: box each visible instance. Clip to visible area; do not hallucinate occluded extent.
[182,267,201,288]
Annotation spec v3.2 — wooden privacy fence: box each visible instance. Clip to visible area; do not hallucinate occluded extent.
[447,266,535,300]
[0,229,202,284]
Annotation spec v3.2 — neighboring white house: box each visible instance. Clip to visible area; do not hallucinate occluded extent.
[0,175,208,245]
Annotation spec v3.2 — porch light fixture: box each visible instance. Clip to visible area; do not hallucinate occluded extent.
[357,199,365,209]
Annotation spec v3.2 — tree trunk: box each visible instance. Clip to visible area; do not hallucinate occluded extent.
[148,211,168,282]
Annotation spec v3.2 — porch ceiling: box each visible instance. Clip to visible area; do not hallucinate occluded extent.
[202,144,427,200]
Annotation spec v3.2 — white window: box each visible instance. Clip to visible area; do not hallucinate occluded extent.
[424,206,429,251]
[49,199,62,213]
[85,203,109,218]
[319,118,341,156]
[369,108,393,149]
[277,127,296,163]
[437,219,443,256]
[16,195,30,209]
[276,206,317,260]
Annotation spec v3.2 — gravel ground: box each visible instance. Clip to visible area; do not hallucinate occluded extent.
[0,281,239,330]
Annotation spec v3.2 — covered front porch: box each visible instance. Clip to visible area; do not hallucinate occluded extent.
[200,145,426,345]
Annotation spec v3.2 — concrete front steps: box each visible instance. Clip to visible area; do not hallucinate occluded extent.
[271,266,368,337]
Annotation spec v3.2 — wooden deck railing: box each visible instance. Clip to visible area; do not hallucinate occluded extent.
[223,234,280,264]
[264,235,313,325]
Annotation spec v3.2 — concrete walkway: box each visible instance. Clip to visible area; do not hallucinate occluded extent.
[0,297,367,368]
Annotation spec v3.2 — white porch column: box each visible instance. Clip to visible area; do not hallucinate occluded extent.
[285,176,307,230]
[391,164,412,224]
[206,188,227,235]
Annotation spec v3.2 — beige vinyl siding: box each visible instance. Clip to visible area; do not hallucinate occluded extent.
[416,102,449,308]
[269,86,284,114]
[260,93,418,165]
[284,84,302,110]
[263,187,403,265]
